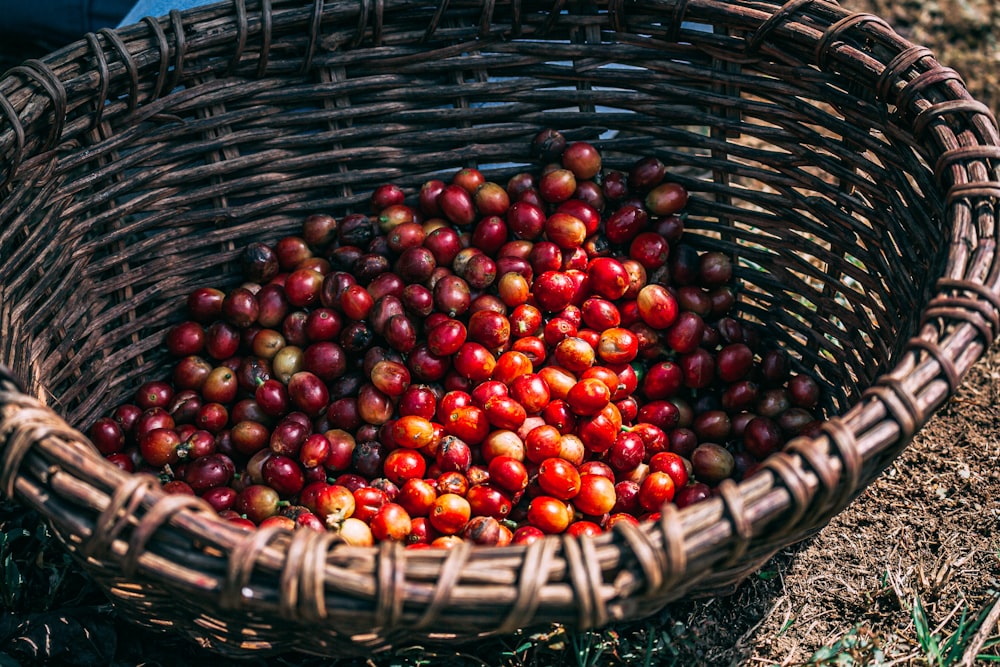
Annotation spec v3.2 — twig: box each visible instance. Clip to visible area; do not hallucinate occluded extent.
[960,594,1000,667]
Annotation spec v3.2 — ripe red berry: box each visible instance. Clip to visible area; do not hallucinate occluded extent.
[90,134,826,548]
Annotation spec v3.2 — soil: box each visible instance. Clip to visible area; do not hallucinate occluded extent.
[673,341,1000,665]
[1,1,999,665]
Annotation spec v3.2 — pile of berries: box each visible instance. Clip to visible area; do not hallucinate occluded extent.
[87,129,823,548]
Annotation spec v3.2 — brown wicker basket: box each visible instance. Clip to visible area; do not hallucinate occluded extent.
[1,0,999,657]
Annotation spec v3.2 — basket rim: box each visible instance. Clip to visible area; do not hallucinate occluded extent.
[1,0,999,654]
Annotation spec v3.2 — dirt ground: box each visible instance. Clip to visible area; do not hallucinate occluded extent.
[666,340,1000,665]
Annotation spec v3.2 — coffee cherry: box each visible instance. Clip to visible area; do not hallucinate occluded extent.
[90,133,826,546]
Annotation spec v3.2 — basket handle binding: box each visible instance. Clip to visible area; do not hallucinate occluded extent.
[0,60,66,190]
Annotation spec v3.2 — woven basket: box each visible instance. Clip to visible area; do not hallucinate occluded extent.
[1,0,999,656]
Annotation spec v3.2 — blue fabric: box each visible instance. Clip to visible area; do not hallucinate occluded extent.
[0,0,134,43]
[117,0,213,27]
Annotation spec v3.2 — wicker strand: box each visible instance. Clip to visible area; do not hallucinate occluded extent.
[913,100,998,143]
[228,0,250,76]
[907,338,962,395]
[920,296,999,356]
[81,473,161,561]
[613,519,666,596]
[895,67,966,122]
[561,534,608,630]
[411,540,472,630]
[4,60,66,153]
[817,419,863,514]
[716,480,752,569]
[0,403,44,498]
[0,89,26,189]
[607,0,624,34]
[372,0,385,45]
[347,0,369,48]
[785,434,841,517]
[496,537,560,635]
[303,530,342,622]
[478,0,496,38]
[875,45,934,102]
[936,278,1000,328]
[122,493,217,578]
[374,540,405,630]
[814,13,891,72]
[256,0,273,77]
[279,524,314,619]
[746,0,817,55]
[166,9,188,93]
[947,182,1000,204]
[97,28,140,113]
[760,452,812,540]
[934,146,1000,186]
[84,33,111,130]
[539,0,566,36]
[0,401,88,499]
[510,0,522,36]
[140,16,171,100]
[866,377,921,444]
[666,0,691,43]
[290,528,344,623]
[560,536,593,629]
[220,524,287,610]
[655,504,686,593]
[423,0,450,41]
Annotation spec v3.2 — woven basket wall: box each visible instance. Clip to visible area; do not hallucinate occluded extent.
[1,0,999,656]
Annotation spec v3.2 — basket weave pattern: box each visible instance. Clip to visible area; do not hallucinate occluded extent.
[1,0,999,655]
